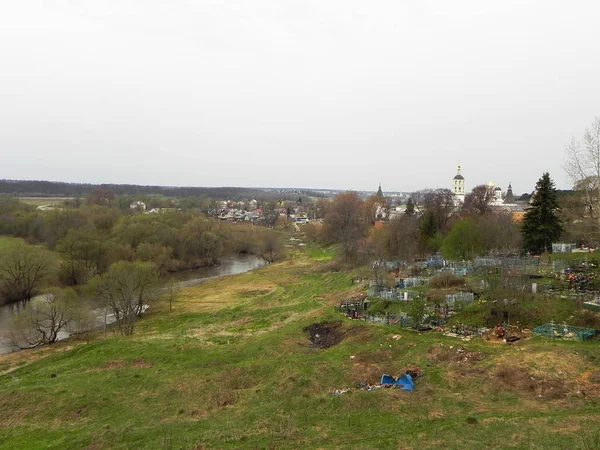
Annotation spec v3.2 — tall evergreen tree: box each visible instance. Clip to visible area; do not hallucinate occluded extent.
[521,172,563,254]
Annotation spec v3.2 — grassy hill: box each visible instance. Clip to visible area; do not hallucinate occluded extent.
[1,246,600,449]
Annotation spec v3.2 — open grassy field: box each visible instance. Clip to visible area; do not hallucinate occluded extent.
[1,247,600,449]
[0,235,60,267]
[17,197,73,207]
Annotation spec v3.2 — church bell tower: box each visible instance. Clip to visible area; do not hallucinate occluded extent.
[452,165,465,204]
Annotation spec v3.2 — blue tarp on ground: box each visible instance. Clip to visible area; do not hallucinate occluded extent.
[380,373,414,390]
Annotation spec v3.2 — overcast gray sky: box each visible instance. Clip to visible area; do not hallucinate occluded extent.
[2,1,599,195]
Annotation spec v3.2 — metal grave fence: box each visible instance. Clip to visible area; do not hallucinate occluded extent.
[532,322,596,340]
[445,291,475,307]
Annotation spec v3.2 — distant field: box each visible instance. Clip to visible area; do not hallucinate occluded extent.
[0,236,60,269]
[18,197,73,206]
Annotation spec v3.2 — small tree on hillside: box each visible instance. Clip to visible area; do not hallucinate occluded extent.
[90,261,159,336]
[9,288,80,348]
[521,172,563,254]
[441,218,484,260]
[262,229,283,263]
[408,297,428,330]
[166,277,180,312]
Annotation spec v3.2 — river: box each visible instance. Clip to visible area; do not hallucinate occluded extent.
[0,254,266,355]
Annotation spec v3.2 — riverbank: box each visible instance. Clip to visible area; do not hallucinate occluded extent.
[2,246,600,449]
[0,255,266,355]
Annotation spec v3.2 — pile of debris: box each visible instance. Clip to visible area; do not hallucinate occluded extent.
[484,324,531,343]
[452,348,484,365]
[428,344,484,365]
[333,368,422,396]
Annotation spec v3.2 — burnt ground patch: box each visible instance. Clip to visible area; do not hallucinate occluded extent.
[303,321,344,349]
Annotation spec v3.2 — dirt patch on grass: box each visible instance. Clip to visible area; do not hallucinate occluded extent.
[304,321,344,348]
[349,364,385,384]
[458,367,488,377]
[218,366,258,390]
[342,325,373,344]
[353,349,394,364]
[495,366,537,390]
[208,388,237,407]
[587,370,600,383]
[132,359,153,368]
[495,366,569,399]
[428,344,484,365]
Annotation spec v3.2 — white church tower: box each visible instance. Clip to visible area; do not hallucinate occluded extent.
[452,165,465,204]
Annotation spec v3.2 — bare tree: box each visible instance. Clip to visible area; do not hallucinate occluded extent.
[0,242,51,304]
[462,185,496,216]
[410,190,426,215]
[67,300,97,343]
[91,261,159,336]
[166,277,180,312]
[420,189,456,233]
[565,117,600,239]
[385,215,420,261]
[560,189,599,246]
[87,187,115,207]
[9,288,79,348]
[321,192,368,262]
[261,230,283,263]
[478,213,522,255]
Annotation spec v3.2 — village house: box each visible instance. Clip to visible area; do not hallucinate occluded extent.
[129,200,146,211]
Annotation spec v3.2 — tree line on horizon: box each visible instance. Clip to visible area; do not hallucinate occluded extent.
[0,179,329,201]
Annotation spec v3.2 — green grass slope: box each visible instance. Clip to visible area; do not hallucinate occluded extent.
[1,247,600,449]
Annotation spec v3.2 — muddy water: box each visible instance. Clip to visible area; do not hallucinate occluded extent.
[171,254,267,287]
[0,255,266,355]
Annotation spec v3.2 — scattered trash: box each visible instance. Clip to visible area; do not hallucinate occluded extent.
[381,373,415,390]
[429,345,484,365]
[442,332,473,342]
[494,324,506,339]
[332,369,422,395]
